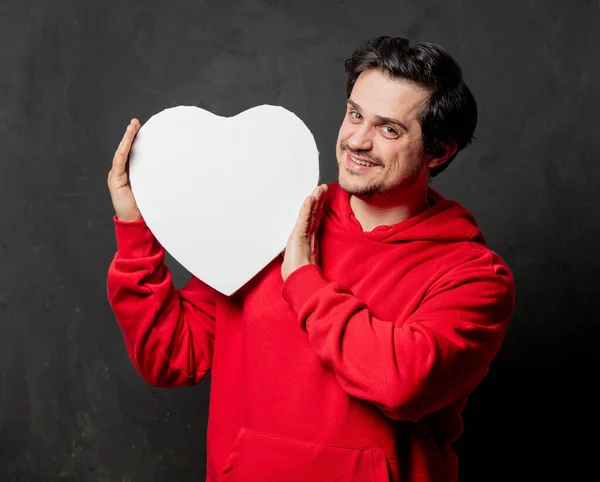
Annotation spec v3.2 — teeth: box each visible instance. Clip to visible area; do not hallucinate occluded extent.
[351,156,377,167]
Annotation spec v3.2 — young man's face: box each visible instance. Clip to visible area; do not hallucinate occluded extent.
[336,68,434,200]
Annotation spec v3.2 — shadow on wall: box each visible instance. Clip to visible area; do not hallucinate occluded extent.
[455,285,597,482]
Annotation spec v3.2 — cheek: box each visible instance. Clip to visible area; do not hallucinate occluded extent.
[337,120,354,143]
[383,140,417,165]
[376,142,397,165]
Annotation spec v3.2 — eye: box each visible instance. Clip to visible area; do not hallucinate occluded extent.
[348,111,362,121]
[381,125,398,138]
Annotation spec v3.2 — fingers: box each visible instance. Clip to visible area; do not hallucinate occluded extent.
[307,184,328,235]
[307,191,319,235]
[316,184,328,221]
[293,183,328,238]
[111,119,141,175]
[295,194,315,236]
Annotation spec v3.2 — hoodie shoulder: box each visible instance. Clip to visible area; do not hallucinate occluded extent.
[437,242,515,301]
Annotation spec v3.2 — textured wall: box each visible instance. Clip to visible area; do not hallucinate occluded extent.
[1,0,598,480]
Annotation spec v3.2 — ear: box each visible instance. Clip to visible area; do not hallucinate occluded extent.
[427,139,458,169]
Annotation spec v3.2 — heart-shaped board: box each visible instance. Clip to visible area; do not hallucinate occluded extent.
[128,105,320,296]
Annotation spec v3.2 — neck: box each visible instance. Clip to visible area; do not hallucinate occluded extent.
[349,187,430,232]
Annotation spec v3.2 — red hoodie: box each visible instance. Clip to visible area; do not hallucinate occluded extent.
[107,181,515,482]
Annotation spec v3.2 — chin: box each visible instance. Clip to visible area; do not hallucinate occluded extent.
[338,173,380,197]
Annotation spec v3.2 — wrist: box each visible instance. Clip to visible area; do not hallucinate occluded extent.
[116,210,142,223]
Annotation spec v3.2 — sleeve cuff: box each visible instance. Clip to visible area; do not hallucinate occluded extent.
[282,264,330,314]
[113,214,162,258]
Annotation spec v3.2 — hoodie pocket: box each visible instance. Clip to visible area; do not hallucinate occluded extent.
[220,427,391,482]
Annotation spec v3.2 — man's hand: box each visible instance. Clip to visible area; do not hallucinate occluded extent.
[281,184,328,281]
[107,119,143,222]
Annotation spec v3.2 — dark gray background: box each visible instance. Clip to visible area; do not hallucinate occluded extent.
[1,0,598,480]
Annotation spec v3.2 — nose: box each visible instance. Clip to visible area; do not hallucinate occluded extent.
[347,124,373,151]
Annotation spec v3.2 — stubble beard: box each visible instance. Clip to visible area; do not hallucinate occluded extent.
[337,141,385,197]
[337,142,424,198]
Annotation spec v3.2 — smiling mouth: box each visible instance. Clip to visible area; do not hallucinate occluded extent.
[349,155,380,168]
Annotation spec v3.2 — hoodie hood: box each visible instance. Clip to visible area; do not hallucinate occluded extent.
[324,181,485,244]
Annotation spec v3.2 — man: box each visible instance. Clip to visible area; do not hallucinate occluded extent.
[107,36,515,482]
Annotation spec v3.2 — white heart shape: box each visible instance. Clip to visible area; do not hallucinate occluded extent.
[128,105,320,296]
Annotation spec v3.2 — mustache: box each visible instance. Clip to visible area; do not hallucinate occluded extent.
[339,142,384,166]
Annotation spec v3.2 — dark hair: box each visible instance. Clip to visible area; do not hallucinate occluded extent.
[345,36,477,177]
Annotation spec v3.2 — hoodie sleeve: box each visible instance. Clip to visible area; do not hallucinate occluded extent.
[107,215,217,388]
[282,252,515,422]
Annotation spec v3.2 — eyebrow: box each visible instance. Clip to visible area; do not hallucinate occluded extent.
[347,99,408,132]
